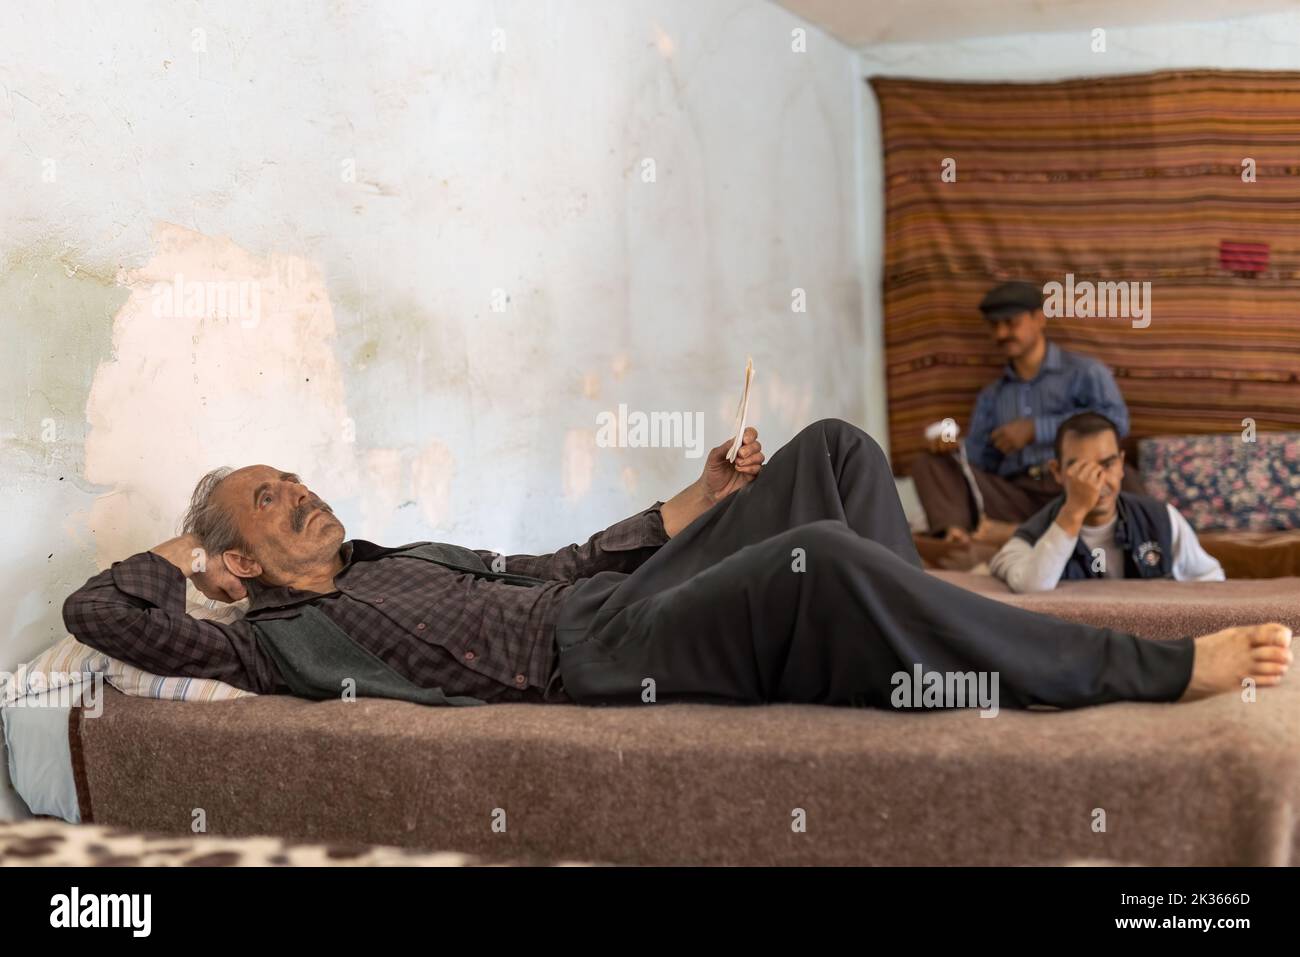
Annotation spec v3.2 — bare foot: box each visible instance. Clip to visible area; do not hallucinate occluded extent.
[942,525,971,546]
[972,516,1017,546]
[1181,623,1293,701]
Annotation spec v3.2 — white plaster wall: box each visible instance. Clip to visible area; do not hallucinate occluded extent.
[0,1,867,816]
[862,12,1300,525]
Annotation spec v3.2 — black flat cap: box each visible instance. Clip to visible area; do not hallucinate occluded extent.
[979,281,1042,321]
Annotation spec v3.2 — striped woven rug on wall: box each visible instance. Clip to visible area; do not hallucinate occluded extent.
[870,70,1300,476]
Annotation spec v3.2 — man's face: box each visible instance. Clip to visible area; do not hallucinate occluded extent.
[214,465,345,582]
[989,309,1046,360]
[1052,429,1124,523]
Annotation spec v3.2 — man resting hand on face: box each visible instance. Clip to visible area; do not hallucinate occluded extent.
[990,412,1224,593]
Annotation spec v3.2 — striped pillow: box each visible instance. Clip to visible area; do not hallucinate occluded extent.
[1,585,256,706]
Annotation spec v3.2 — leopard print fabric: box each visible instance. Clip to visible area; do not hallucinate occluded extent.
[0,819,582,867]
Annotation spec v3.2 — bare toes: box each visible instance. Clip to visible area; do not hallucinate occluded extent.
[1252,645,1294,664]
[1250,624,1293,648]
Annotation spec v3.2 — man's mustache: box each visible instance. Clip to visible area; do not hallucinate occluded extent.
[292,500,334,532]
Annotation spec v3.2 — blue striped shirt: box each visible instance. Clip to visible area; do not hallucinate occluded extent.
[964,342,1129,478]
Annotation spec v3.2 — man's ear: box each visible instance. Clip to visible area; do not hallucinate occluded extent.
[222,549,261,580]
[1048,457,1063,485]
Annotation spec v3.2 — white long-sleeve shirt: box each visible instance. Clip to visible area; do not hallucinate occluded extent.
[990,503,1225,593]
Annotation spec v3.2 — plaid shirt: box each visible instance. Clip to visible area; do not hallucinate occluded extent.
[62,504,668,703]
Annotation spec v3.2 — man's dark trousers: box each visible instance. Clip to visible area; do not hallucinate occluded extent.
[554,419,1193,711]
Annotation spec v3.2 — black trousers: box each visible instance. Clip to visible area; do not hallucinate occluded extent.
[553,419,1193,710]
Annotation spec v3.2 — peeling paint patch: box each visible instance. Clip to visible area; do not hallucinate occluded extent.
[652,23,676,59]
[562,429,594,501]
[412,440,455,529]
[358,448,404,539]
[0,258,127,482]
[82,223,362,561]
[762,370,813,433]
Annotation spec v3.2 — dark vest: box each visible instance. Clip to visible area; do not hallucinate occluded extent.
[246,541,545,706]
[1013,491,1173,582]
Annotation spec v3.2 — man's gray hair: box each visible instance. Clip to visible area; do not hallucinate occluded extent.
[181,466,251,560]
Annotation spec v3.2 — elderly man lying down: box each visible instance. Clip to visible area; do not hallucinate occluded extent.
[63,419,1291,712]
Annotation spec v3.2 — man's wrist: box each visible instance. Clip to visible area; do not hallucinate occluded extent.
[1054,503,1089,537]
[696,477,723,506]
[661,479,715,538]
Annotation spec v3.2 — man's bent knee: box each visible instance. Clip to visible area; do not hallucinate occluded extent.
[796,418,884,459]
[776,519,857,557]
[910,449,955,480]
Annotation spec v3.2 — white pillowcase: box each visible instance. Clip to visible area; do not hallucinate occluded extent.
[0,583,256,706]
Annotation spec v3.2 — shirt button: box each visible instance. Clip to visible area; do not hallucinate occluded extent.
[375,597,385,604]
[464,651,476,661]
[514,674,526,686]
[416,622,426,630]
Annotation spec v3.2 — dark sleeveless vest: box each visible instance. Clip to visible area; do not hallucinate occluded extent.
[1013,491,1174,582]
[246,541,545,707]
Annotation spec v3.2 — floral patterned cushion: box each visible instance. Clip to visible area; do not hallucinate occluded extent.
[1138,432,1300,532]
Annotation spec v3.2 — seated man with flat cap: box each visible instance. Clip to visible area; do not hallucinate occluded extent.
[910,280,1142,546]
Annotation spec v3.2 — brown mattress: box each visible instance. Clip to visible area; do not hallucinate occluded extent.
[70,572,1300,866]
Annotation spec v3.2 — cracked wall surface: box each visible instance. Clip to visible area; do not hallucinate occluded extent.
[0,0,868,816]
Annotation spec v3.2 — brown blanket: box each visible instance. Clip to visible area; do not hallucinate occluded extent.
[73,629,1300,867]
